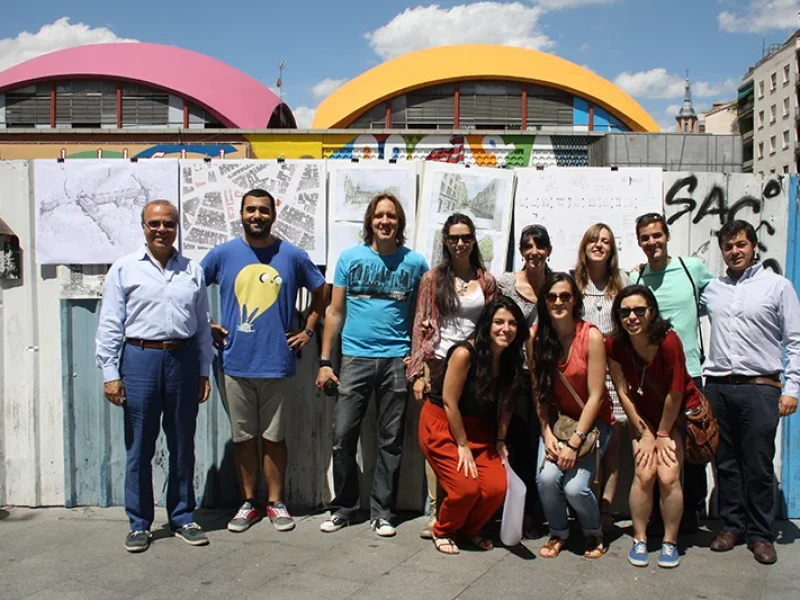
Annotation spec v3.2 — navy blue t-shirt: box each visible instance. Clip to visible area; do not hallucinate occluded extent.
[202,237,325,378]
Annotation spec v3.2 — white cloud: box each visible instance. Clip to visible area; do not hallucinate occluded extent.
[579,42,592,52]
[311,78,348,99]
[536,0,618,9]
[292,106,316,128]
[0,17,138,73]
[614,69,738,100]
[718,0,800,33]
[364,2,554,61]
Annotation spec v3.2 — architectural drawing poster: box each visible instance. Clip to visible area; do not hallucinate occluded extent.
[416,162,515,274]
[513,167,663,271]
[326,161,418,282]
[34,159,179,264]
[179,160,327,263]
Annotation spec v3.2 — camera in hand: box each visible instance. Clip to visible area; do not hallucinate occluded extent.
[323,379,339,396]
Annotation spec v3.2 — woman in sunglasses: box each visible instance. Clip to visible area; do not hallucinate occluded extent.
[531,272,613,559]
[573,223,631,533]
[606,285,702,569]
[496,224,552,538]
[407,213,497,539]
[418,296,528,554]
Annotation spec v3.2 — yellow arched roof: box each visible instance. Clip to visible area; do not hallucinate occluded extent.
[312,44,659,132]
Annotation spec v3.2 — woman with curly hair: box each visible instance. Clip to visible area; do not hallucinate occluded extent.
[407,213,497,538]
[606,285,702,569]
[418,296,527,555]
[531,272,614,560]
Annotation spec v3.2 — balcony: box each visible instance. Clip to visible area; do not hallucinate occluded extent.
[738,101,754,117]
[743,158,754,172]
[742,129,754,141]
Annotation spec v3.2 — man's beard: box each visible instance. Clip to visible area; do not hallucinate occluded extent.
[243,220,271,238]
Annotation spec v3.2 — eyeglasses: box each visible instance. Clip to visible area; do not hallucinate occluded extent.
[545,292,573,304]
[446,234,474,244]
[619,306,651,318]
[144,219,177,230]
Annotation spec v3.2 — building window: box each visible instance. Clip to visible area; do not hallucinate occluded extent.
[121,84,169,127]
[769,135,776,154]
[784,65,791,85]
[770,72,777,91]
[757,141,764,159]
[403,84,455,128]
[785,97,791,117]
[458,82,524,129]
[758,80,764,98]
[758,110,764,128]
[55,81,117,128]
[784,130,790,149]
[770,104,776,123]
[4,84,51,127]
[525,85,573,128]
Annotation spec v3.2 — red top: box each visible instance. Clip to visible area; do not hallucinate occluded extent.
[552,320,614,425]
[605,330,702,429]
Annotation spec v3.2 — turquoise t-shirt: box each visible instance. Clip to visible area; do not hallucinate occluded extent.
[635,256,714,378]
[201,237,325,378]
[334,244,429,358]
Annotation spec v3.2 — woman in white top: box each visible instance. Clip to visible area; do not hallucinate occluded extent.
[573,223,631,533]
[496,224,552,537]
[408,213,497,538]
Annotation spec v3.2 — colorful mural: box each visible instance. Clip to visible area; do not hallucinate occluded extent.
[0,132,591,167]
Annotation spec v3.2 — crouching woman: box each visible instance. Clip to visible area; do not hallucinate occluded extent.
[418,296,528,555]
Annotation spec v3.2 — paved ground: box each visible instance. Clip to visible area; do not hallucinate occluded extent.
[1,506,798,600]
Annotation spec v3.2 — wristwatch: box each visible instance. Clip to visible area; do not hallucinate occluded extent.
[304,327,314,338]
[319,356,332,368]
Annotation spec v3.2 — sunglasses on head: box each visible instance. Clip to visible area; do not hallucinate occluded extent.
[446,234,474,244]
[545,292,573,304]
[144,219,177,230]
[619,306,650,318]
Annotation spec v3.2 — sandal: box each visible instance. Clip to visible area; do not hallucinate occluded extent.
[584,534,604,559]
[469,535,494,551]
[539,536,565,558]
[433,535,460,555]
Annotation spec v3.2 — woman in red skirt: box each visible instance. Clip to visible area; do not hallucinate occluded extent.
[418,296,528,555]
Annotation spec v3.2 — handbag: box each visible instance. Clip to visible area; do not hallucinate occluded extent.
[552,370,600,459]
[644,377,719,464]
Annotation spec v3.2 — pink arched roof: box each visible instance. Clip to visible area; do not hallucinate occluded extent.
[0,43,290,128]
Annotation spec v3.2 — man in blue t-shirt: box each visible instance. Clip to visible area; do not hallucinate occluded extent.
[315,193,428,537]
[202,188,325,534]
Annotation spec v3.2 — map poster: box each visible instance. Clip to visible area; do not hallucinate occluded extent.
[416,162,515,275]
[513,167,663,271]
[34,159,179,265]
[179,160,327,263]
[326,161,418,282]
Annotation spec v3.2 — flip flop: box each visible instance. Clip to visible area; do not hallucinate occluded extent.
[469,535,494,551]
[540,536,566,558]
[433,535,460,555]
[584,534,605,559]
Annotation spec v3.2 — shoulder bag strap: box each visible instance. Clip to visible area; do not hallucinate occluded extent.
[557,369,586,409]
[677,257,705,363]
[635,264,646,284]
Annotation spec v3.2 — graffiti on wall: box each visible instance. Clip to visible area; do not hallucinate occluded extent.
[663,173,788,275]
[0,143,247,160]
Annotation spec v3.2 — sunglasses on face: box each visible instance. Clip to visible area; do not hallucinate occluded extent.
[144,220,177,230]
[446,234,474,244]
[619,306,650,318]
[545,292,573,304]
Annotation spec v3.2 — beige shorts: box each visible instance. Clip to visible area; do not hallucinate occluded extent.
[223,374,288,443]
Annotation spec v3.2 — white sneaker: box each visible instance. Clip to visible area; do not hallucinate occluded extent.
[320,515,349,533]
[372,518,396,537]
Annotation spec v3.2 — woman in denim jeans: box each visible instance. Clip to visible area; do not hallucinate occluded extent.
[530,273,614,559]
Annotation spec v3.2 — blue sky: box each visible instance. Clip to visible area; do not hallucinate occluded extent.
[1,0,798,129]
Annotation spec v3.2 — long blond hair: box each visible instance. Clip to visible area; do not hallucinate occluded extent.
[574,223,623,298]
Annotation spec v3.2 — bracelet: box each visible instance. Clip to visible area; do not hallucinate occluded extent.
[319,358,333,368]
[566,441,580,452]
[656,431,671,439]
[574,429,587,441]
[496,438,506,443]
[304,328,314,338]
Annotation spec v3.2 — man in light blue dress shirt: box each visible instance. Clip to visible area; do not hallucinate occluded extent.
[703,220,800,565]
[96,200,214,553]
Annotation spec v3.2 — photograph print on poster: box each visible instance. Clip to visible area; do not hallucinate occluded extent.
[179,160,327,263]
[34,159,179,265]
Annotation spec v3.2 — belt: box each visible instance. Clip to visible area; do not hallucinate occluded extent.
[125,338,192,351]
[706,373,782,389]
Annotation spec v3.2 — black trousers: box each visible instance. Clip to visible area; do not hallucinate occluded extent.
[705,381,780,544]
[506,377,544,522]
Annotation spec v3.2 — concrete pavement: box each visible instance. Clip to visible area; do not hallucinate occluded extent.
[0,506,798,600]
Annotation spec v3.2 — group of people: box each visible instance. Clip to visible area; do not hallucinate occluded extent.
[96,188,799,570]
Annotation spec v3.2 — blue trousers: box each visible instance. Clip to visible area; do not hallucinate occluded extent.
[121,344,200,532]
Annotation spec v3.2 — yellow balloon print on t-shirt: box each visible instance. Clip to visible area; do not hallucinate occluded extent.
[234,264,283,332]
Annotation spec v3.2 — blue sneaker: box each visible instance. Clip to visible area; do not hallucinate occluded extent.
[658,542,681,568]
[628,539,649,567]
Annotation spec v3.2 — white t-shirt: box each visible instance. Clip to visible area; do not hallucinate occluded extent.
[434,286,486,359]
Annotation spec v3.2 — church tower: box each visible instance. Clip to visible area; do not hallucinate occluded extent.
[676,69,699,133]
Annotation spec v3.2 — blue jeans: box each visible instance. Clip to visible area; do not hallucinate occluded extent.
[121,343,200,532]
[331,356,408,521]
[537,422,612,539]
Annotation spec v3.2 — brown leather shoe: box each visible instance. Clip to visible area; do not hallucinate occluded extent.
[710,530,743,552]
[750,541,777,565]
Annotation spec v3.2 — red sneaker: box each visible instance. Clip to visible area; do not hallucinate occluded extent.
[227,502,260,533]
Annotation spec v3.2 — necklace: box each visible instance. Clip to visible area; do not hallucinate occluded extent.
[455,277,469,295]
[628,346,649,395]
